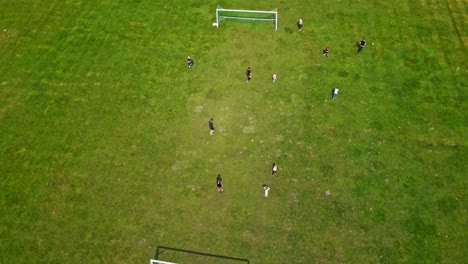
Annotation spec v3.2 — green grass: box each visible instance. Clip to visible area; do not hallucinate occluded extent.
[0,0,466,263]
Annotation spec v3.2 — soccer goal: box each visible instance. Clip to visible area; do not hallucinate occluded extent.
[215,6,278,31]
[149,260,177,264]
[151,245,250,264]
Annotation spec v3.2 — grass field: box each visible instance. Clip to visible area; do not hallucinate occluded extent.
[0,0,467,263]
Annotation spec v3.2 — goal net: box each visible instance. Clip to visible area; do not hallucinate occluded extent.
[215,6,278,31]
[150,260,177,264]
[151,245,250,264]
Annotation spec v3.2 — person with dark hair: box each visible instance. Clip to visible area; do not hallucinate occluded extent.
[357,38,366,53]
[209,118,215,135]
[272,163,278,175]
[297,17,303,31]
[322,46,330,57]
[217,174,224,192]
[332,88,339,100]
[263,184,270,197]
[187,56,194,69]
[246,67,252,82]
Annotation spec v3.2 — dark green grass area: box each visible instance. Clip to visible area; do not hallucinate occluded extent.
[0,0,466,263]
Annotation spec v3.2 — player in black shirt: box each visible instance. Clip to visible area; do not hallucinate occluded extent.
[209,118,215,135]
[357,38,366,53]
[216,174,223,192]
[246,67,252,82]
[187,56,194,69]
[322,46,330,57]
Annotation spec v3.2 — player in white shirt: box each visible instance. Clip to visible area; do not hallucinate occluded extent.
[332,88,339,100]
[297,18,303,31]
[263,184,270,197]
[272,163,278,175]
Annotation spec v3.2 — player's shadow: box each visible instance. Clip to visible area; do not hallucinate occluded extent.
[284,27,293,33]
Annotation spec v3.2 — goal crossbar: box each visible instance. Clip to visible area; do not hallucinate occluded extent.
[221,17,275,21]
[150,260,177,264]
[153,245,250,264]
[218,8,277,14]
[216,6,278,31]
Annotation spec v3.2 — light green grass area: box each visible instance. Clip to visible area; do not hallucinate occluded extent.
[0,0,466,263]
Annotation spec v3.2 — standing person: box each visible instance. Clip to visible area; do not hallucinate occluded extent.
[357,38,366,53]
[217,174,224,192]
[246,67,252,83]
[263,184,270,197]
[187,56,194,69]
[272,163,278,175]
[297,17,303,31]
[332,88,339,100]
[272,73,277,83]
[322,46,330,57]
[209,118,215,135]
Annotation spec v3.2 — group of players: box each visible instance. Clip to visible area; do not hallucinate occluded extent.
[210,116,276,197]
[186,19,369,197]
[215,165,277,197]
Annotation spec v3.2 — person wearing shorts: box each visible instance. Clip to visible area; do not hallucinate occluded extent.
[322,46,330,57]
[332,88,339,100]
[357,38,366,53]
[217,174,223,192]
[246,67,252,82]
[187,56,194,69]
[209,118,215,135]
[297,18,303,31]
[263,184,270,197]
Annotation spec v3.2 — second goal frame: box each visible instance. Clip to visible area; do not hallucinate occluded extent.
[216,6,278,31]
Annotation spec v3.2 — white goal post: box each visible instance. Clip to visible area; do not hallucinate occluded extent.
[215,6,278,31]
[149,259,177,264]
